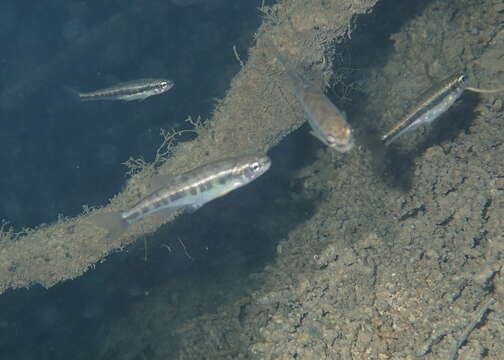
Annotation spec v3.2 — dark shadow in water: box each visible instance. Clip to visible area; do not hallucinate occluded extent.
[418,92,480,150]
[0,0,451,358]
[380,146,417,190]
[132,124,321,288]
[0,0,262,228]
[329,0,433,108]
[325,0,437,190]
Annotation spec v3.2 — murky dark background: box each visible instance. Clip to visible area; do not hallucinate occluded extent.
[3,0,491,358]
[0,1,269,359]
[0,0,261,229]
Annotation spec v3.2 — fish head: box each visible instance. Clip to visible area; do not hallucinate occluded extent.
[158,79,175,93]
[455,73,466,89]
[239,154,272,183]
[326,126,354,153]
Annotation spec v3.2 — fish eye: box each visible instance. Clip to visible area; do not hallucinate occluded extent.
[251,162,261,172]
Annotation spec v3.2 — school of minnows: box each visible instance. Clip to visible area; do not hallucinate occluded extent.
[84,36,504,239]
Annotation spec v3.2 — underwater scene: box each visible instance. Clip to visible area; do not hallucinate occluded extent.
[0,0,503,359]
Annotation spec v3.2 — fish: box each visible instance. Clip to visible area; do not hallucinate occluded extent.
[91,153,271,238]
[265,40,354,152]
[67,78,174,102]
[381,72,504,146]
[381,74,466,146]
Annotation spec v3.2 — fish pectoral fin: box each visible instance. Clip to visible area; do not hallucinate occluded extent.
[137,95,150,102]
[123,94,150,102]
[143,206,181,225]
[148,204,201,223]
[453,98,464,108]
[309,130,320,140]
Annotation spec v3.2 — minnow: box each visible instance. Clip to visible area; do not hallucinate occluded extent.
[68,78,174,102]
[265,40,354,152]
[382,74,504,146]
[91,153,271,238]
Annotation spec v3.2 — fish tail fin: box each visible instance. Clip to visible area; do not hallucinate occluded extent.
[63,86,82,103]
[88,211,129,239]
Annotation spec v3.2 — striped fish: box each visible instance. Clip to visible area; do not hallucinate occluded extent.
[381,74,466,146]
[266,40,354,152]
[69,78,174,102]
[91,153,271,238]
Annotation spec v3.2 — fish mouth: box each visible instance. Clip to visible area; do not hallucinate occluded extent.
[257,155,272,174]
[329,135,354,153]
[239,154,272,179]
[162,80,175,91]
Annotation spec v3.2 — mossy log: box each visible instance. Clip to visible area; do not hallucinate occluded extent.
[0,0,379,294]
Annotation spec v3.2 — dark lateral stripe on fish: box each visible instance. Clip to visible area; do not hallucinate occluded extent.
[81,87,137,99]
[169,191,185,202]
[81,84,164,98]
[76,78,174,101]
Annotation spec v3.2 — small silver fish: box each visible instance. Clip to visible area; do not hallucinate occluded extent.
[381,74,466,146]
[266,40,354,152]
[91,153,271,238]
[69,78,174,102]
